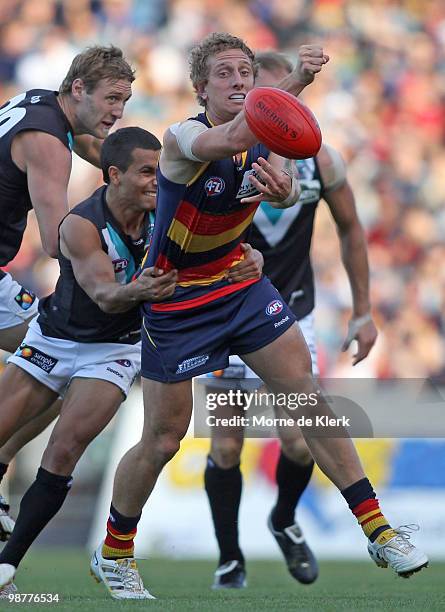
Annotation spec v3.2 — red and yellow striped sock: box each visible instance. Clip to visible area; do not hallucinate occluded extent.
[352,499,397,544]
[102,520,137,560]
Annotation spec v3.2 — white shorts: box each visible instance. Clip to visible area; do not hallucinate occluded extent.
[7,317,141,398]
[201,311,319,382]
[0,272,39,330]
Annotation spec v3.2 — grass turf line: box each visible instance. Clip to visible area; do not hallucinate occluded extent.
[3,550,444,611]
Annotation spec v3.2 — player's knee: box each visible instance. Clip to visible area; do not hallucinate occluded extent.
[280,437,312,465]
[153,433,181,465]
[43,435,86,473]
[210,437,242,468]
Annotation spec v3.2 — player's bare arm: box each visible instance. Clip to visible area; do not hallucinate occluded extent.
[73,134,103,168]
[11,130,72,258]
[59,215,177,312]
[319,144,377,364]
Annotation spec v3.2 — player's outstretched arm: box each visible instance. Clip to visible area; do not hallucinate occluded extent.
[319,144,377,365]
[14,131,71,257]
[59,215,178,313]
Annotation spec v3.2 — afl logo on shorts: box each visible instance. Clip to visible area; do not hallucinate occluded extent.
[205,177,225,197]
[266,299,284,316]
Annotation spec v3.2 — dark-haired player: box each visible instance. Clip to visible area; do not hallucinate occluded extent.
[0,127,177,597]
[0,45,134,541]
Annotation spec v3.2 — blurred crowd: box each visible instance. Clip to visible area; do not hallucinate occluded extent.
[1,0,445,379]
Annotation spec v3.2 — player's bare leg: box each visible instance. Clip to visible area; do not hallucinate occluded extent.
[0,322,30,354]
[242,323,428,577]
[0,378,124,590]
[112,378,193,516]
[0,365,58,448]
[91,378,193,600]
[0,400,61,541]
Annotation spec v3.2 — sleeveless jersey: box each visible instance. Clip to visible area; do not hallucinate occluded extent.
[248,157,324,319]
[38,186,153,344]
[0,89,74,268]
[143,112,269,311]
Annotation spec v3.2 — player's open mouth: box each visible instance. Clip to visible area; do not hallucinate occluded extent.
[102,121,114,129]
[144,191,156,197]
[229,94,246,101]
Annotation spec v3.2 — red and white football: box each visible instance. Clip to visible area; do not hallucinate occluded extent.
[244,87,322,159]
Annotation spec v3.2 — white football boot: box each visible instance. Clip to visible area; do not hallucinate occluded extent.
[90,542,155,600]
[368,525,429,577]
[0,564,16,589]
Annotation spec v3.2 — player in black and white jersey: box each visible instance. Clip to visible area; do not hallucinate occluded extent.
[0,45,134,542]
[204,51,379,589]
[0,127,177,597]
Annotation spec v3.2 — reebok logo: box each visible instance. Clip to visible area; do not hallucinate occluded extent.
[106,367,124,379]
[274,315,289,328]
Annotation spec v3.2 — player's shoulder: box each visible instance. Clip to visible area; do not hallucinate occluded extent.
[316,143,344,169]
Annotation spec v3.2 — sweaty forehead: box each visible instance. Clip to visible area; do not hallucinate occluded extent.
[210,49,252,67]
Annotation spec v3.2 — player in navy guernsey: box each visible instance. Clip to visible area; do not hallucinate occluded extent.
[0,46,134,544]
[93,33,427,601]
[0,128,176,596]
[203,51,378,589]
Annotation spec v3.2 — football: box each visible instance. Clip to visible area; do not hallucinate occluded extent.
[244,87,322,159]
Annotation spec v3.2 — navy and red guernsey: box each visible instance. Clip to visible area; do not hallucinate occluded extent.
[142,112,269,313]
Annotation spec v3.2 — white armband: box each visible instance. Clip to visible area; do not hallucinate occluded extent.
[272,176,302,209]
[169,120,208,162]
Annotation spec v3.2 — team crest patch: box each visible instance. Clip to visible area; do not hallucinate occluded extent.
[176,354,209,374]
[266,299,284,316]
[14,287,36,311]
[113,258,129,272]
[15,343,57,372]
[205,177,225,197]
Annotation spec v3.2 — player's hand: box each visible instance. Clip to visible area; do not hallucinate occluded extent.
[295,45,329,85]
[135,266,178,302]
[342,314,378,366]
[227,243,263,282]
[241,157,293,204]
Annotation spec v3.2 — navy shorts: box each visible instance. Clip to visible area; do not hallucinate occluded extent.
[141,276,296,382]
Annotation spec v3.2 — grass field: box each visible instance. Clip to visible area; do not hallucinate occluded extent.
[3,550,444,611]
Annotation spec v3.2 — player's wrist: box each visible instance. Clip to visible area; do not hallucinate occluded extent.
[350,312,372,327]
[274,176,301,209]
